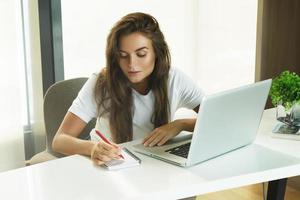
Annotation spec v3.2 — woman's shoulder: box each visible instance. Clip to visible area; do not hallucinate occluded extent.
[168,67,189,84]
[168,66,201,93]
[86,68,106,85]
[83,72,99,89]
[167,67,183,92]
[79,68,106,94]
[90,72,99,80]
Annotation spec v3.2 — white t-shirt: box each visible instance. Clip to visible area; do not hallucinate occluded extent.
[68,67,205,141]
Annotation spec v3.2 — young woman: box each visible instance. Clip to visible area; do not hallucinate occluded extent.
[52,12,204,165]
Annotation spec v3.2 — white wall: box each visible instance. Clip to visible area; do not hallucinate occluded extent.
[196,0,257,94]
[61,0,257,94]
[61,0,196,81]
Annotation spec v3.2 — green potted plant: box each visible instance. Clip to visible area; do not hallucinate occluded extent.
[269,70,300,134]
[270,70,300,109]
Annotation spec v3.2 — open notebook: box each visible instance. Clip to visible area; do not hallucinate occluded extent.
[104,148,141,170]
[90,129,141,170]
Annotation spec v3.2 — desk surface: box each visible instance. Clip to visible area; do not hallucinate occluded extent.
[1,109,300,200]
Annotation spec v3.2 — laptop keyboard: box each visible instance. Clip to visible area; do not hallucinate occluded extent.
[165,142,191,158]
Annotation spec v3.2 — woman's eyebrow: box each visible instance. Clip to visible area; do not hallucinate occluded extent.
[119,47,148,53]
[135,47,148,52]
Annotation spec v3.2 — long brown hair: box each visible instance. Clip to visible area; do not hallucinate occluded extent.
[94,12,171,143]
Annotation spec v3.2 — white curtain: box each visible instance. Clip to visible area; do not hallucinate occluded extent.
[0,0,25,172]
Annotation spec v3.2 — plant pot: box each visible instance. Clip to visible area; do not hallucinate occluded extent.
[273,103,300,135]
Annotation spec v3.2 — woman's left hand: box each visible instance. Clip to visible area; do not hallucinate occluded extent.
[143,120,183,147]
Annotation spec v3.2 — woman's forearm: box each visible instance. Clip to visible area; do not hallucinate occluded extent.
[52,133,97,156]
[175,118,197,132]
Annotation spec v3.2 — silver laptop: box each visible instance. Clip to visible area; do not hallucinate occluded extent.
[133,79,272,167]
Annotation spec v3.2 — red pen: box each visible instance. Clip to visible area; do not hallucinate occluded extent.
[95,130,124,159]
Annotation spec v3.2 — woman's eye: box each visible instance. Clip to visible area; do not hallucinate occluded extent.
[137,53,146,57]
[119,53,128,58]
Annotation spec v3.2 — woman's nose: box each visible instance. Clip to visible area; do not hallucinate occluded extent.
[128,56,137,68]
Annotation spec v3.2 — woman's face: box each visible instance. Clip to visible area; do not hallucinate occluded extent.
[118,32,156,92]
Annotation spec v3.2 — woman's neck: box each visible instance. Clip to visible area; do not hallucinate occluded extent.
[131,80,150,95]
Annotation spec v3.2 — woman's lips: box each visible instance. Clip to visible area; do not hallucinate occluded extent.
[128,71,140,76]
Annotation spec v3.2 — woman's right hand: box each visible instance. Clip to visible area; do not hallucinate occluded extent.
[90,141,122,165]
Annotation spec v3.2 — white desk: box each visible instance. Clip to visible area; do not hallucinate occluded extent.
[0,109,300,200]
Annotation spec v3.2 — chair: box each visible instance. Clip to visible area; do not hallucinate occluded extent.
[29,78,96,165]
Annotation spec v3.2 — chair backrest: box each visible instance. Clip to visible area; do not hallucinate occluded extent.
[43,78,96,157]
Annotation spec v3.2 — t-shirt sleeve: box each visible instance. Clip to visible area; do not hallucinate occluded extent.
[68,73,98,123]
[173,68,205,110]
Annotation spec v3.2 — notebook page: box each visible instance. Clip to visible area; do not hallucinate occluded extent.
[104,148,140,170]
